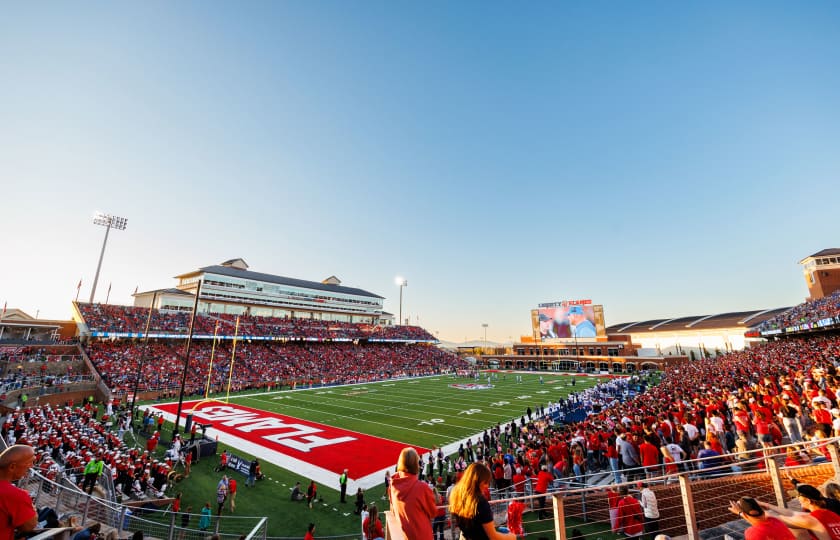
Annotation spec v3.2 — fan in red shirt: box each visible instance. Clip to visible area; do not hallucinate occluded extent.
[511,468,526,496]
[616,486,644,537]
[638,436,660,478]
[534,465,554,520]
[813,402,833,435]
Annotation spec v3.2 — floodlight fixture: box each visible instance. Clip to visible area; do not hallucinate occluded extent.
[93,212,127,230]
[89,212,128,304]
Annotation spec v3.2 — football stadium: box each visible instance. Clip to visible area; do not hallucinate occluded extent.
[4,4,840,539]
[3,251,840,539]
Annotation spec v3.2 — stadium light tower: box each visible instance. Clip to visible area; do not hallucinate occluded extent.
[482,323,488,351]
[395,276,407,325]
[89,212,127,304]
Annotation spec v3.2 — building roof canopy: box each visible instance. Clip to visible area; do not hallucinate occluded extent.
[180,264,384,299]
[607,307,793,334]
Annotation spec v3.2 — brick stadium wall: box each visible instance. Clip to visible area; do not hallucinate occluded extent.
[1,360,84,378]
[27,387,101,408]
[559,464,838,537]
[810,268,840,300]
[0,385,101,414]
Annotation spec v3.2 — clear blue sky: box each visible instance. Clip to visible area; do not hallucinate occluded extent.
[2,2,839,342]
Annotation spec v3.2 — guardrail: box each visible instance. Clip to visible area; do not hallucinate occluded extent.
[1,378,99,407]
[386,437,840,540]
[19,472,268,540]
[14,435,840,539]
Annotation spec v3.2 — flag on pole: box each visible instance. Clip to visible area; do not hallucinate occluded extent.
[1,301,6,319]
[134,286,139,295]
[108,282,112,295]
[77,279,82,292]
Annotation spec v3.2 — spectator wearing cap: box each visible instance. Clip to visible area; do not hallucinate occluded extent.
[538,313,561,339]
[728,496,794,539]
[568,306,596,338]
[534,464,554,520]
[759,483,840,540]
[791,479,840,515]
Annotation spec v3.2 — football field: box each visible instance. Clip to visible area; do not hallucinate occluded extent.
[234,372,609,447]
[151,371,614,491]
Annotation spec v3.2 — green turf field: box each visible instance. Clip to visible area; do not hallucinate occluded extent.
[153,371,614,537]
[229,372,609,449]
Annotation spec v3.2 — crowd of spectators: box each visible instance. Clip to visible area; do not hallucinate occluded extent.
[2,403,175,501]
[84,339,466,396]
[77,303,437,341]
[426,335,840,503]
[757,290,840,332]
[0,345,83,366]
[0,345,90,399]
[12,306,840,536]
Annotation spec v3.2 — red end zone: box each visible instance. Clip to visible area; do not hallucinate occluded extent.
[152,401,424,482]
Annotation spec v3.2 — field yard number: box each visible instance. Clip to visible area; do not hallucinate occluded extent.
[515,395,532,400]
[490,401,510,407]
[458,409,482,415]
[418,418,445,426]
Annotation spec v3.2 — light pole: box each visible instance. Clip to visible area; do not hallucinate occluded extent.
[482,323,488,352]
[395,277,407,325]
[89,212,127,304]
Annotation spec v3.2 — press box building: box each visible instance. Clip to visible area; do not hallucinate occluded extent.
[132,258,391,325]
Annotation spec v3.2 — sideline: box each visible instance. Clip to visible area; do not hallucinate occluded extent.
[143,371,630,492]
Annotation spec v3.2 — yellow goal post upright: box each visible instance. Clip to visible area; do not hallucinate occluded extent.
[187,316,241,436]
[203,320,221,399]
[224,315,241,403]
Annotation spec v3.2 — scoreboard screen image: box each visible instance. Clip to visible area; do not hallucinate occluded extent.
[532,302,605,341]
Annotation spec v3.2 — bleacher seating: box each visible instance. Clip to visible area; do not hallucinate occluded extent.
[756,290,840,332]
[76,302,436,341]
[84,340,464,395]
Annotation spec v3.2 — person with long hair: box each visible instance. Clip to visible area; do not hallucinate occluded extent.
[389,447,437,539]
[362,503,384,540]
[449,463,516,540]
